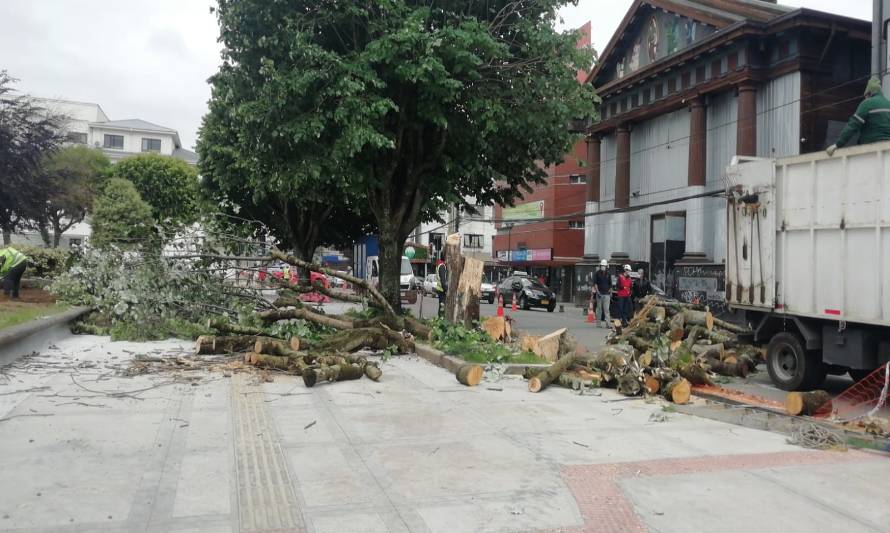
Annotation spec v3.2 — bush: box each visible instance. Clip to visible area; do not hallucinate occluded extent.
[111,154,199,228]
[15,245,72,279]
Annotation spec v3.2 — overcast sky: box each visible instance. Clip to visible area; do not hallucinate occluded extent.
[0,1,872,151]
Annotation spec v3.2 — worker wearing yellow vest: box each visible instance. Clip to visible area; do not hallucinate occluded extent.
[0,247,28,299]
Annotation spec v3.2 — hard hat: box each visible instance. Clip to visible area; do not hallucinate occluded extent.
[624,264,631,271]
[600,259,608,267]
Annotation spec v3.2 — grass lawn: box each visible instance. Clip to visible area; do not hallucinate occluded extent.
[0,288,69,330]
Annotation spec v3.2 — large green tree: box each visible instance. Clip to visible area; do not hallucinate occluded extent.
[210,0,595,308]
[31,145,110,247]
[110,154,199,230]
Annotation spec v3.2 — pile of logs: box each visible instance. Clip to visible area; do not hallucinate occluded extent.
[522,295,759,403]
[195,334,384,387]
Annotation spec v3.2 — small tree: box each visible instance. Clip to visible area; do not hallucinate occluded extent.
[31,145,110,247]
[110,154,199,229]
[90,178,155,250]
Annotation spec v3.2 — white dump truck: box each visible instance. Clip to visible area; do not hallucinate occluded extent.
[726,142,890,391]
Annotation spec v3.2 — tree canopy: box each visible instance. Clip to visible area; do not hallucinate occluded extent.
[110,154,199,229]
[34,145,111,247]
[90,178,155,250]
[0,71,66,242]
[209,0,596,307]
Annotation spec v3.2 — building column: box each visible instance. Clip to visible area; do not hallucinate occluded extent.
[736,83,758,157]
[680,97,708,264]
[586,135,601,203]
[688,97,707,187]
[615,124,630,209]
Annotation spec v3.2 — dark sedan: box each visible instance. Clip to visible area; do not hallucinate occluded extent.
[497,276,557,312]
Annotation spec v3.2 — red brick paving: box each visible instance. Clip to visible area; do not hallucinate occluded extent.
[542,450,873,533]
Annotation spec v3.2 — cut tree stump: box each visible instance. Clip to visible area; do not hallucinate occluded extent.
[644,375,661,394]
[663,378,691,404]
[455,364,484,386]
[195,335,257,355]
[534,328,568,362]
[528,354,576,393]
[443,233,484,327]
[482,316,508,342]
[785,390,832,416]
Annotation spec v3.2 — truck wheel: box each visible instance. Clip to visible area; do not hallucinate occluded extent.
[767,332,827,391]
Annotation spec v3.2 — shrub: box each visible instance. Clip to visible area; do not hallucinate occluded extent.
[15,245,72,279]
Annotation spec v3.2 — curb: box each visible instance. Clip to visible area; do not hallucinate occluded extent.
[0,306,91,365]
[414,342,549,376]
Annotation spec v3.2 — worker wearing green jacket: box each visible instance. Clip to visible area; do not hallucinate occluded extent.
[0,247,28,299]
[827,77,890,156]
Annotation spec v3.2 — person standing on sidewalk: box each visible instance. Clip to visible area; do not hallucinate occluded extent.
[435,256,448,317]
[0,247,29,300]
[616,265,634,326]
[593,259,612,328]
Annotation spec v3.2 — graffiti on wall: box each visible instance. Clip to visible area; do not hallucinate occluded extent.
[674,263,726,313]
[611,10,716,82]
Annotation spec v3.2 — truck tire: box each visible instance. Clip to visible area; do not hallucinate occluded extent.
[767,332,827,391]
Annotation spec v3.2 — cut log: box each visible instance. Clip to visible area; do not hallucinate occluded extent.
[246,352,291,371]
[785,390,832,416]
[692,343,724,360]
[558,371,601,390]
[528,354,576,393]
[363,362,383,381]
[678,363,714,386]
[254,337,291,356]
[617,373,642,396]
[644,375,661,394]
[207,319,267,337]
[663,378,691,404]
[302,363,365,388]
[195,335,257,355]
[455,364,484,386]
[668,313,686,341]
[482,316,508,342]
[681,310,749,335]
[289,337,302,351]
[705,357,749,378]
[522,366,546,380]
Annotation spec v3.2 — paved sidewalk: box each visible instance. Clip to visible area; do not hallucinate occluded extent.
[1,335,888,533]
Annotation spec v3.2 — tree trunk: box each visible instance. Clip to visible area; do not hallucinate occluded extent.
[38,224,51,247]
[663,378,691,404]
[378,232,405,312]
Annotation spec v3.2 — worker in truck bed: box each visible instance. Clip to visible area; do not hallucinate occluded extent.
[827,77,890,156]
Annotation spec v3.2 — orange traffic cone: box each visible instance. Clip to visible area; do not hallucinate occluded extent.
[496,292,504,317]
[511,292,518,312]
[586,298,595,324]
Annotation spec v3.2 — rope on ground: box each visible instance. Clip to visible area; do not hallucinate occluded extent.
[787,423,847,451]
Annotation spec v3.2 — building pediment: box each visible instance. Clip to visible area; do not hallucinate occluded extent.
[591,0,792,88]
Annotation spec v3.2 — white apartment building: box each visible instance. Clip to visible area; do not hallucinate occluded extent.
[412,201,497,277]
[32,98,197,165]
[8,98,198,249]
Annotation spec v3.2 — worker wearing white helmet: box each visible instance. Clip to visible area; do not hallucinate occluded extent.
[593,259,612,328]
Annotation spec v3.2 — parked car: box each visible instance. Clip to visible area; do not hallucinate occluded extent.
[497,275,556,312]
[423,274,438,295]
[481,279,496,304]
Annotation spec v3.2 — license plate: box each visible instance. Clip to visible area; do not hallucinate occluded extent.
[540,299,549,305]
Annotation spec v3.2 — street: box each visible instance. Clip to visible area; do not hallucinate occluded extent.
[2,334,889,533]
[406,295,610,352]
